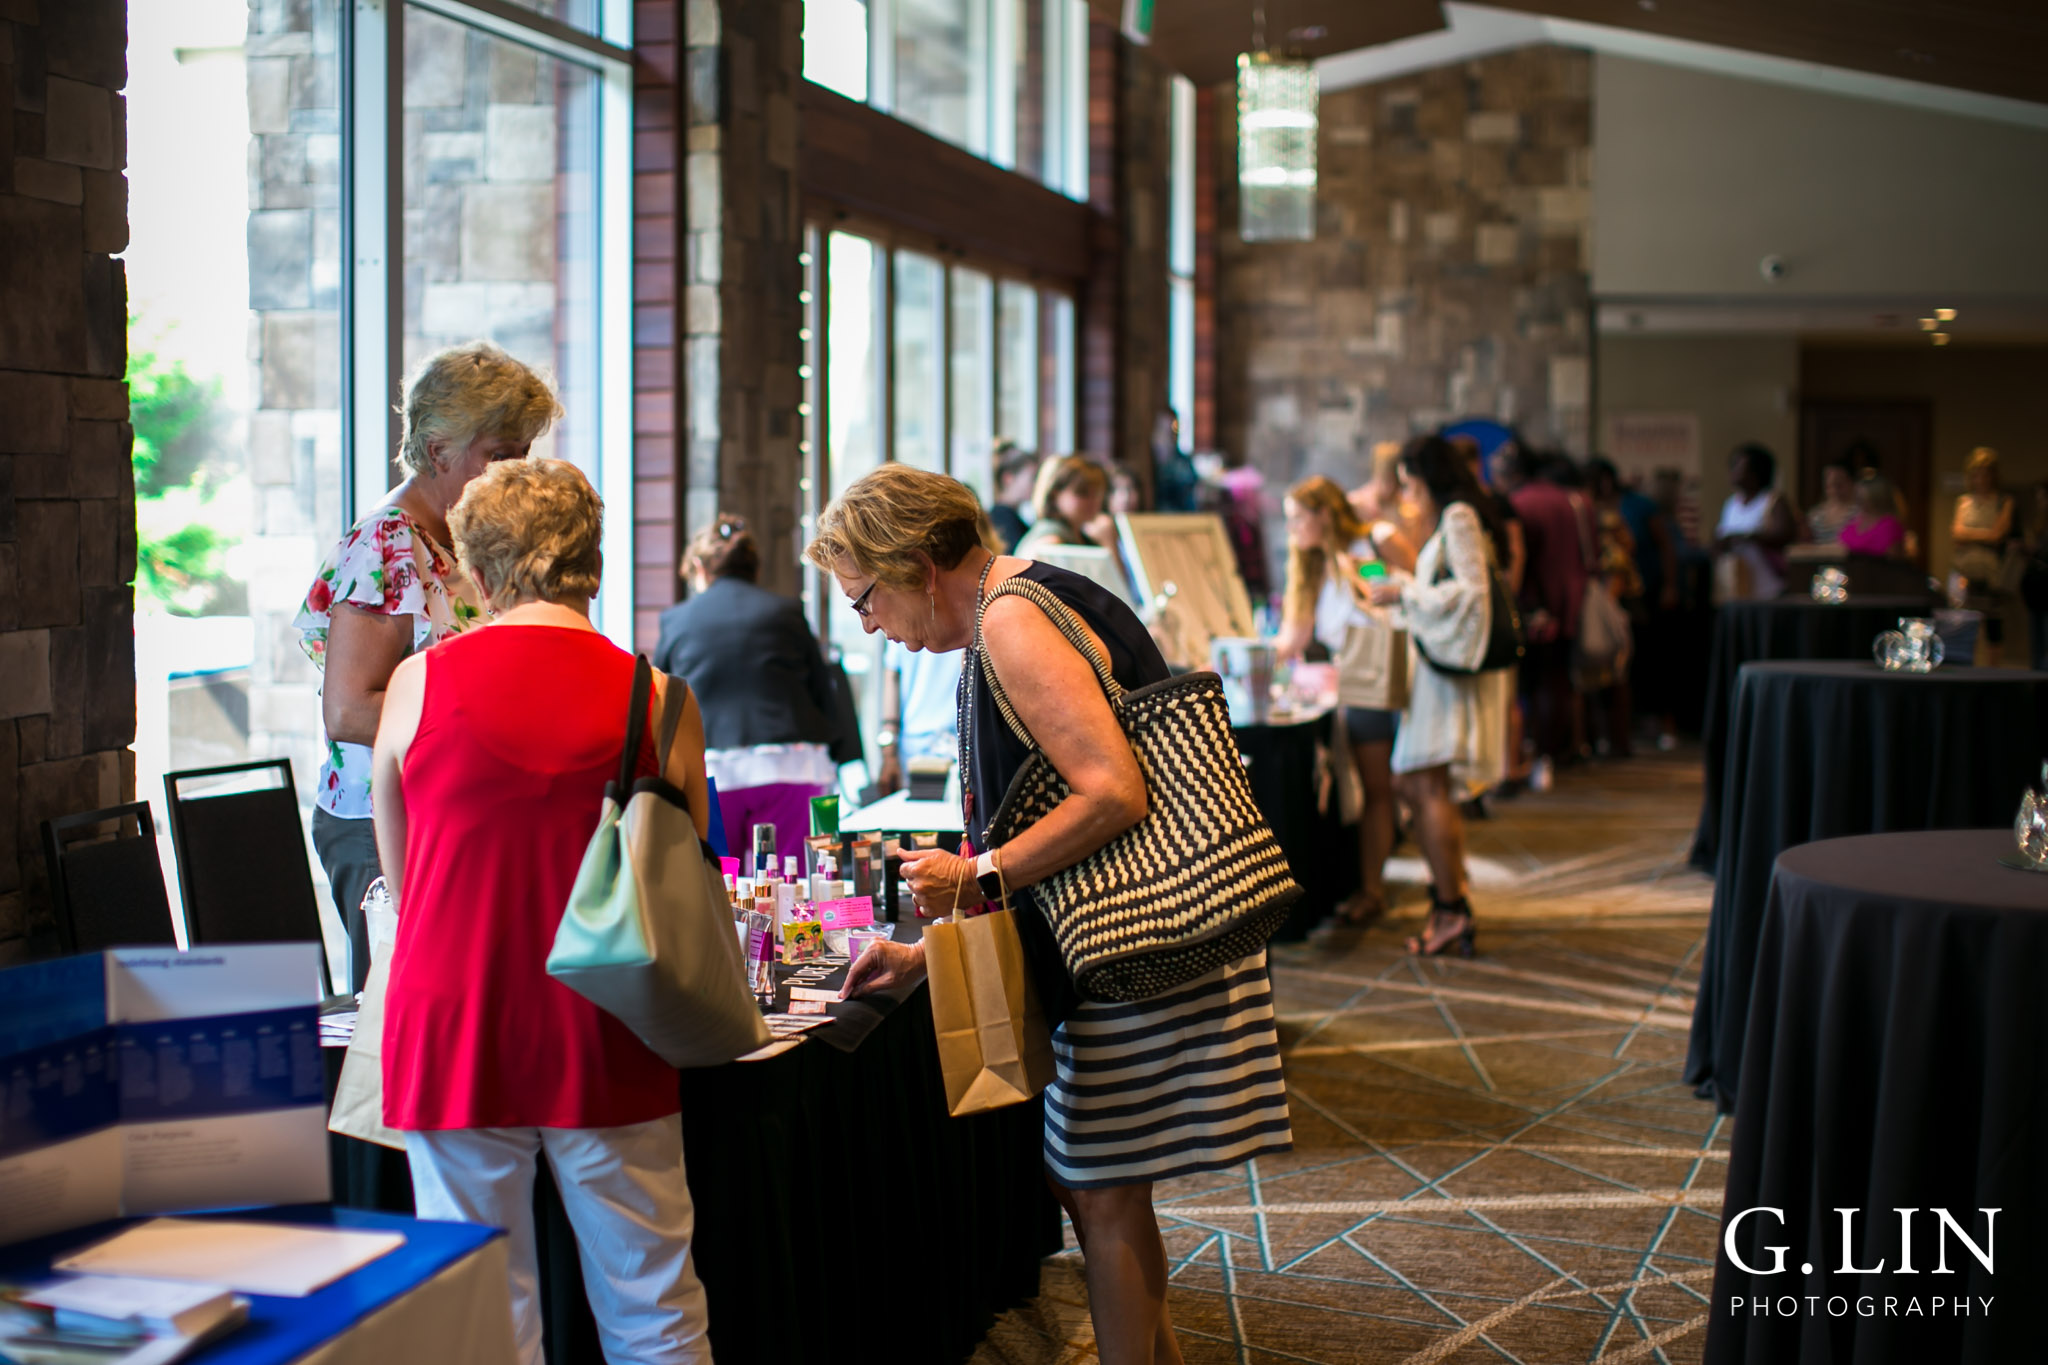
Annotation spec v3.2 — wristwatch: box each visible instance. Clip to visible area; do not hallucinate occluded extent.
[974,850,1005,904]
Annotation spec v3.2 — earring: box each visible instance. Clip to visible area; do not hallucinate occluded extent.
[929,591,937,622]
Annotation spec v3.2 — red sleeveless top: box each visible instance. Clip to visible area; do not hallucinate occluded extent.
[382,624,680,1130]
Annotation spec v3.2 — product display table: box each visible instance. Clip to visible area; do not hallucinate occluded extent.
[328,930,1061,1365]
[1234,708,1359,940]
[1708,830,2048,1365]
[0,1207,509,1365]
[1683,661,2048,1111]
[1690,595,1936,871]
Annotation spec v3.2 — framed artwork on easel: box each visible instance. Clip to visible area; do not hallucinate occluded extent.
[1114,513,1258,669]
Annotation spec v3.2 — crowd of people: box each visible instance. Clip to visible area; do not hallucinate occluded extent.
[291,341,2048,1364]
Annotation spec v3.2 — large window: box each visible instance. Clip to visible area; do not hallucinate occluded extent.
[803,0,1090,199]
[804,223,1078,769]
[127,0,633,958]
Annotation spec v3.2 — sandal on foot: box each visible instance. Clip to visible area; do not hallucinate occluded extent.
[1406,896,1475,958]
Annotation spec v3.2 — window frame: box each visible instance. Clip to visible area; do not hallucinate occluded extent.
[343,0,636,644]
[809,0,1089,201]
[800,214,1078,726]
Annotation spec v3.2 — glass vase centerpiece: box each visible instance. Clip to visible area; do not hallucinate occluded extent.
[2016,764,2048,870]
[1812,565,1850,603]
[1874,617,1944,672]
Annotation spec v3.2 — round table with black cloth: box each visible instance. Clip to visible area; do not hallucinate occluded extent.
[1235,710,1361,941]
[327,972,1061,1364]
[1689,595,1936,872]
[1707,830,2048,1365]
[1683,661,2048,1112]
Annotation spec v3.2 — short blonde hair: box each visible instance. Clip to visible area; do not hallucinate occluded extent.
[805,464,993,592]
[448,458,604,607]
[399,342,562,476]
[1966,447,1999,476]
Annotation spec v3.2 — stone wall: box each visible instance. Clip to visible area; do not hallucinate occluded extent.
[1217,46,1593,509]
[0,0,134,953]
[678,0,804,600]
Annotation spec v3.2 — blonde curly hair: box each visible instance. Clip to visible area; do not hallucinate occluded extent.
[804,464,999,591]
[448,458,604,608]
[398,341,562,476]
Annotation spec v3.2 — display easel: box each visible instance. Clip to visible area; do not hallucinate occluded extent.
[1115,513,1259,669]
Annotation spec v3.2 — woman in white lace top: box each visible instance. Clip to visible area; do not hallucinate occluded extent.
[1365,436,1514,957]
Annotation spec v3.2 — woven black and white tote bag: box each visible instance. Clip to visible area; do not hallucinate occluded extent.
[977,578,1301,1002]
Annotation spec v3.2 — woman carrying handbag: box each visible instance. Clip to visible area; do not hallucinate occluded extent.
[816,465,1292,1365]
[1276,475,1414,937]
[370,458,714,1365]
[1363,437,1520,958]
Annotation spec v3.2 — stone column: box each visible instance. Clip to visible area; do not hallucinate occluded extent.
[680,0,803,598]
[0,0,134,954]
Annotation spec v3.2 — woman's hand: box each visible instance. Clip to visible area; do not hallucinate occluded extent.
[1365,578,1404,607]
[840,939,926,999]
[898,847,984,918]
[1083,513,1119,549]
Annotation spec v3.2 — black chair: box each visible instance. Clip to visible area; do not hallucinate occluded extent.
[164,758,337,997]
[40,801,179,953]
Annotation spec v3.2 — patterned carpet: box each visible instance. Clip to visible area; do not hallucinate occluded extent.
[974,750,1726,1365]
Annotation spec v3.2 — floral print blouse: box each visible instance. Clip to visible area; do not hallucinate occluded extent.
[295,506,485,818]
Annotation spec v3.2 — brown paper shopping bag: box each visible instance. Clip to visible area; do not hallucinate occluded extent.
[330,879,404,1150]
[924,907,1056,1117]
[1336,616,1410,712]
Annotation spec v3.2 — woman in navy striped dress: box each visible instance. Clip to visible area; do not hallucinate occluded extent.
[818,466,1291,1365]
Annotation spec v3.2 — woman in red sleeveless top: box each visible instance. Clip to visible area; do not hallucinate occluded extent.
[370,458,715,1365]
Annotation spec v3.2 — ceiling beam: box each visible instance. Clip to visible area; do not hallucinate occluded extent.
[1098,0,2048,115]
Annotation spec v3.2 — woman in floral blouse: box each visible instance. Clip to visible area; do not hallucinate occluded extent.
[296,341,561,990]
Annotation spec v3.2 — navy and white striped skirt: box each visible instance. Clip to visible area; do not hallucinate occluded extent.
[1043,950,1293,1189]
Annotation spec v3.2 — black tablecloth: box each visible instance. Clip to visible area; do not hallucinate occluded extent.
[328,968,1061,1364]
[1690,596,1937,871]
[1236,711,1360,940]
[1684,661,2048,1112]
[1708,830,2048,1364]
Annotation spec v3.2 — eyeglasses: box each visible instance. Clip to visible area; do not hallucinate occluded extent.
[849,579,878,618]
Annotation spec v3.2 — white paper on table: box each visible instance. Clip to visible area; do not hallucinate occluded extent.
[55,1218,406,1297]
[30,1275,234,1331]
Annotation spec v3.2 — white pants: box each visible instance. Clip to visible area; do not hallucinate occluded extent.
[405,1115,712,1365]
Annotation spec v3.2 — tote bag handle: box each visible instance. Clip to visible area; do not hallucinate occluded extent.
[614,656,692,802]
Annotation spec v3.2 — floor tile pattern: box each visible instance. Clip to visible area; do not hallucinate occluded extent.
[974,751,1725,1365]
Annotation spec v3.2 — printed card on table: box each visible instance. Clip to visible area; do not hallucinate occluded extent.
[0,945,330,1246]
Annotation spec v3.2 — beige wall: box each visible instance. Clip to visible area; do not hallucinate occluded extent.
[1594,334,1800,532]
[1800,345,2048,578]
[1592,55,2048,299]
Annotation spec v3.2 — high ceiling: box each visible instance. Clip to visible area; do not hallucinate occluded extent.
[1092,0,2048,107]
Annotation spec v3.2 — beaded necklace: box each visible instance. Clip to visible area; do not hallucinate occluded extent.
[955,553,1000,841]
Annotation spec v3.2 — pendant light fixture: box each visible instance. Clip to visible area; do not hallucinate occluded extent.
[1237,0,1317,241]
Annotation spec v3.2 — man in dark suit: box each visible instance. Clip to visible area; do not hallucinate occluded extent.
[653,515,844,865]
